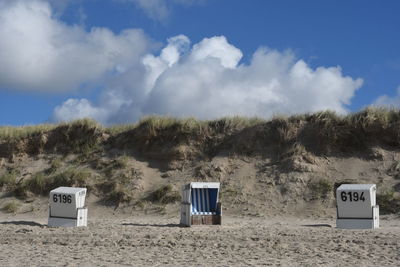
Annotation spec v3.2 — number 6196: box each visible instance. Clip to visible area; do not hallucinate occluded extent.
[53,194,72,203]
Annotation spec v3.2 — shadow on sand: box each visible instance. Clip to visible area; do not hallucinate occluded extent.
[121,223,183,228]
[0,221,44,227]
[302,224,332,228]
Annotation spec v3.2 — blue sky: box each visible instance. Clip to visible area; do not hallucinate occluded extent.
[0,0,399,125]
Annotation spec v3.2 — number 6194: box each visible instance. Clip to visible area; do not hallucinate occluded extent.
[340,191,365,202]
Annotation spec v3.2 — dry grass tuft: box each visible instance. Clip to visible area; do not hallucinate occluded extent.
[377,190,400,214]
[15,168,92,197]
[148,185,181,204]
[0,171,17,188]
[0,124,55,140]
[2,200,20,213]
[309,179,333,200]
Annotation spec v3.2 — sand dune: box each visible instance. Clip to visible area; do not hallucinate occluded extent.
[2,113,400,265]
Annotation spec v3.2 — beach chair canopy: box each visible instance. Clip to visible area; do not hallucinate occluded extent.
[180,182,221,226]
[185,182,220,215]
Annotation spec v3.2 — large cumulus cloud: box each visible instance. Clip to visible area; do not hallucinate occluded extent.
[0,0,363,124]
[54,35,363,124]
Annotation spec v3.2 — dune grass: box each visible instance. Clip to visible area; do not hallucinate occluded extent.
[0,124,56,140]
[2,107,400,143]
[309,179,333,200]
[0,170,17,188]
[148,184,181,204]
[0,118,100,140]
[1,107,400,165]
[0,107,400,162]
[14,168,92,197]
[377,190,400,214]
[2,200,20,213]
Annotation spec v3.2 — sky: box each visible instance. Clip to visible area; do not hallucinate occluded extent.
[0,0,399,125]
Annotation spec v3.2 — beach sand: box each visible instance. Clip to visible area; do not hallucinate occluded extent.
[1,212,399,266]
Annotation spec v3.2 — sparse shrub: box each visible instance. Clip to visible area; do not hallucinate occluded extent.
[308,110,341,125]
[106,124,138,135]
[51,168,91,189]
[280,143,309,161]
[135,200,146,209]
[394,182,400,192]
[99,167,143,206]
[280,185,289,195]
[15,168,91,197]
[148,185,180,204]
[207,116,262,134]
[2,200,20,213]
[270,116,293,145]
[220,187,239,199]
[0,124,55,140]
[349,107,390,129]
[377,190,400,214]
[0,171,17,188]
[24,172,48,195]
[107,185,133,204]
[114,155,129,169]
[387,162,400,179]
[48,158,62,173]
[52,119,103,155]
[310,179,333,200]
[102,156,131,177]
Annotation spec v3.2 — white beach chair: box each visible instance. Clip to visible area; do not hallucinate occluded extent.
[48,187,88,227]
[180,182,222,226]
[336,184,379,229]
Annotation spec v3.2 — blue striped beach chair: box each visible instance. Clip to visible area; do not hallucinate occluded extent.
[180,182,222,226]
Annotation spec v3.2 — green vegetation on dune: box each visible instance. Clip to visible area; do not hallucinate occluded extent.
[147,184,181,204]
[2,200,20,213]
[0,124,56,140]
[13,168,92,198]
[1,108,400,214]
[377,190,400,214]
[2,107,400,157]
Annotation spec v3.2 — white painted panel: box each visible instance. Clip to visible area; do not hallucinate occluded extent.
[180,203,191,226]
[190,182,220,189]
[336,219,376,229]
[49,187,86,218]
[181,187,190,203]
[48,217,77,227]
[336,184,375,218]
[336,206,379,229]
[48,208,87,227]
[76,208,88,227]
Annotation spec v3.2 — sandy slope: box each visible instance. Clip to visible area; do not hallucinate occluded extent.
[2,119,400,266]
[0,212,399,266]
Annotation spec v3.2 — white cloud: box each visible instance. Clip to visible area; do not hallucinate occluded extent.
[189,36,242,69]
[132,0,169,21]
[128,0,204,21]
[373,86,400,107]
[0,0,154,92]
[53,35,363,124]
[0,1,362,124]
[53,99,108,122]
